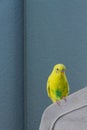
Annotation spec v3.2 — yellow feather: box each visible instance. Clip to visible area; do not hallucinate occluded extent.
[46,64,69,103]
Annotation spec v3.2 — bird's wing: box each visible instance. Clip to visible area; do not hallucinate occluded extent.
[62,81,69,97]
[66,80,70,94]
[47,79,51,98]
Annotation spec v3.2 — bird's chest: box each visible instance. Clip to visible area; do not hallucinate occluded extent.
[50,77,66,90]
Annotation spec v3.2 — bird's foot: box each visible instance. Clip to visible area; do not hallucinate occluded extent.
[56,100,61,106]
[63,97,67,102]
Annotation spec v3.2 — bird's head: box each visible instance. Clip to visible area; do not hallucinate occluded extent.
[53,64,66,76]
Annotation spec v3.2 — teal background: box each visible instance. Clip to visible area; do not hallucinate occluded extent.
[0,1,24,130]
[25,0,87,130]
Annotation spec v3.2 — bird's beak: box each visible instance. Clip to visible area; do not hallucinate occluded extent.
[61,70,65,75]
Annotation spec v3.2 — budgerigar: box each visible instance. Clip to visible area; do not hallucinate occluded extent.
[47,64,69,105]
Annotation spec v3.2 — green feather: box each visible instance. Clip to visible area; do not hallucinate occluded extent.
[56,90,62,98]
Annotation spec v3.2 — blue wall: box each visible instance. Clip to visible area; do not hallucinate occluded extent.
[26,0,87,130]
[0,1,24,130]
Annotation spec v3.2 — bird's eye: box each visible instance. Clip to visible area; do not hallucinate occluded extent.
[56,68,59,71]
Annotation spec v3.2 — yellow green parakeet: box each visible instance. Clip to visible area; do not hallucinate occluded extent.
[47,64,69,104]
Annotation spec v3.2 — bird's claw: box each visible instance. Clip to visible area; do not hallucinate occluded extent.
[56,101,61,106]
[63,97,67,102]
